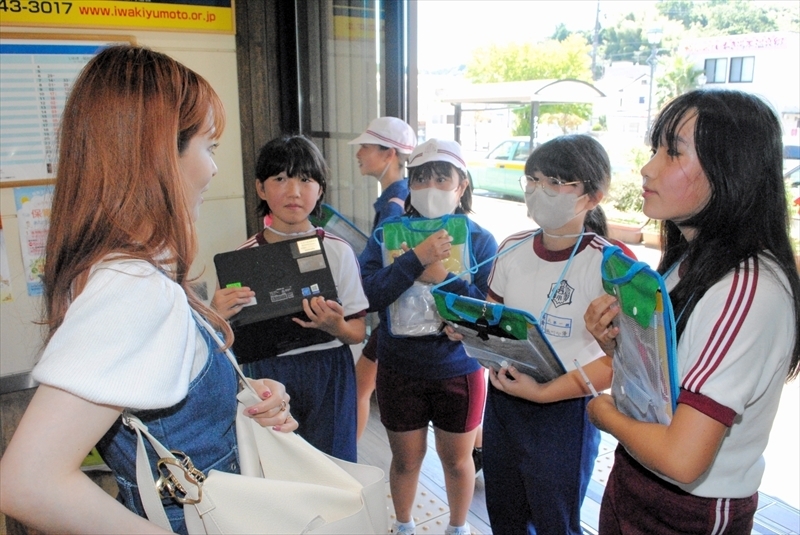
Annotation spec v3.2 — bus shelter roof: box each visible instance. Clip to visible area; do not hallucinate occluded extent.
[439,78,605,106]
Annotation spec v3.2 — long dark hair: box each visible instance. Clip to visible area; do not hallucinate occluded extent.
[651,89,800,380]
[524,134,611,236]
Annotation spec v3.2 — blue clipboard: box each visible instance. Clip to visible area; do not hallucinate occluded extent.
[310,203,369,256]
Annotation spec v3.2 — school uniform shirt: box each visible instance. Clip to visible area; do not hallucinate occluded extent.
[237,229,369,356]
[488,230,613,368]
[660,254,795,498]
[360,215,498,379]
[33,259,206,409]
[372,179,409,230]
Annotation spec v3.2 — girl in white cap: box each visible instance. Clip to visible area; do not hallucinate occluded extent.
[349,117,417,441]
[359,139,498,535]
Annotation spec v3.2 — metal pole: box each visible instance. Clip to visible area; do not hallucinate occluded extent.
[591,0,600,80]
[645,44,657,137]
[531,101,539,146]
[454,103,462,144]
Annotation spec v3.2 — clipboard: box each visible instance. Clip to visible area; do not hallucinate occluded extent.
[214,233,339,361]
[433,290,566,384]
[601,245,679,424]
[309,204,369,256]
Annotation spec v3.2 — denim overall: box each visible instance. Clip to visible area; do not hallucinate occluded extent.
[97,315,239,534]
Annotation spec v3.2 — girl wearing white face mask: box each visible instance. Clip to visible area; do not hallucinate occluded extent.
[359,139,498,535]
[451,134,635,535]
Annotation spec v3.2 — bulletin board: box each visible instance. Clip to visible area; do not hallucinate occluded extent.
[0,33,134,188]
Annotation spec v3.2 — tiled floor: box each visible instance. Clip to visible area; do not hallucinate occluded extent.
[359,402,800,535]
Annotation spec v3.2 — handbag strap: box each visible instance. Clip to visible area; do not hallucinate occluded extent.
[191,309,259,399]
[126,412,213,530]
[128,414,172,530]
[125,310,254,529]
[601,245,652,285]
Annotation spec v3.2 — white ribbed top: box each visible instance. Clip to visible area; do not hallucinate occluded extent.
[33,259,205,410]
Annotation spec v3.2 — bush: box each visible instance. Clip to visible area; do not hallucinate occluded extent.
[608,174,644,213]
[603,145,649,219]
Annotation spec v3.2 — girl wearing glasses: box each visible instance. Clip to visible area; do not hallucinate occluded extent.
[449,134,631,535]
[586,90,800,533]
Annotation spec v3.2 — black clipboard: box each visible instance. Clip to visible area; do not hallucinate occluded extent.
[214,233,339,362]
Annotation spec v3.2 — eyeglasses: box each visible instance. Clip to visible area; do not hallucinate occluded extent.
[519,174,583,197]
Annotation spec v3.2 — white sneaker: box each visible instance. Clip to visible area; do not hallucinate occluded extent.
[444,523,471,535]
[391,521,416,534]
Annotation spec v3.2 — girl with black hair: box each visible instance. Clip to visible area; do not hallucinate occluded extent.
[360,139,498,535]
[455,134,631,535]
[212,135,368,463]
[586,89,800,533]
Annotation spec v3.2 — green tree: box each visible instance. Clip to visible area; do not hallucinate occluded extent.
[601,15,648,64]
[465,35,593,135]
[551,23,572,42]
[656,0,695,29]
[656,0,784,35]
[655,54,704,108]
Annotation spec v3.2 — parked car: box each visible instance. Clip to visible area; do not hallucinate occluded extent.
[468,137,532,201]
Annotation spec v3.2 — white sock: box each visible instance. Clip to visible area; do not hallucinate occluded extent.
[448,523,469,532]
[396,519,415,529]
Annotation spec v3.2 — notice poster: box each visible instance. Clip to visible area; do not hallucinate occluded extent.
[14,185,54,296]
[0,216,12,302]
[0,39,123,185]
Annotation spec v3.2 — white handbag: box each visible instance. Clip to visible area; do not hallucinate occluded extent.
[125,311,388,534]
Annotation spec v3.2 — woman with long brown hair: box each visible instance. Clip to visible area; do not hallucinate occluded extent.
[0,45,296,534]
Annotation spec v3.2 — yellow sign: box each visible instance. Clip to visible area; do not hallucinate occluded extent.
[332,15,375,41]
[0,1,234,34]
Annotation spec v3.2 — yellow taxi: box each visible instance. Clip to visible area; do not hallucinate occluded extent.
[467,137,531,201]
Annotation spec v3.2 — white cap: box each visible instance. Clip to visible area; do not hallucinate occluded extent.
[407,139,467,172]
[348,117,417,154]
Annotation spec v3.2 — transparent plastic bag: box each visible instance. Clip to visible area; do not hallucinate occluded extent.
[380,215,472,337]
[601,245,678,424]
[388,281,442,336]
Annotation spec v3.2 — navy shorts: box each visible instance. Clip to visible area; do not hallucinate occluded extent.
[376,365,485,433]
[242,344,357,462]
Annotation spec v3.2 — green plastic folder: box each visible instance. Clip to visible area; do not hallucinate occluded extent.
[601,245,679,424]
[380,215,473,337]
[309,204,369,256]
[433,290,566,384]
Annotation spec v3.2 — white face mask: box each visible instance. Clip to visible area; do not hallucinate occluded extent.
[410,187,460,219]
[525,188,586,231]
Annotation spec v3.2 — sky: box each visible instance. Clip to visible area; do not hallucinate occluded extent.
[416,0,657,71]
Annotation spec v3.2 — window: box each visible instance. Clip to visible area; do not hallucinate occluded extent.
[512,142,531,161]
[729,56,754,83]
[639,96,645,104]
[488,141,516,160]
[704,58,728,83]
